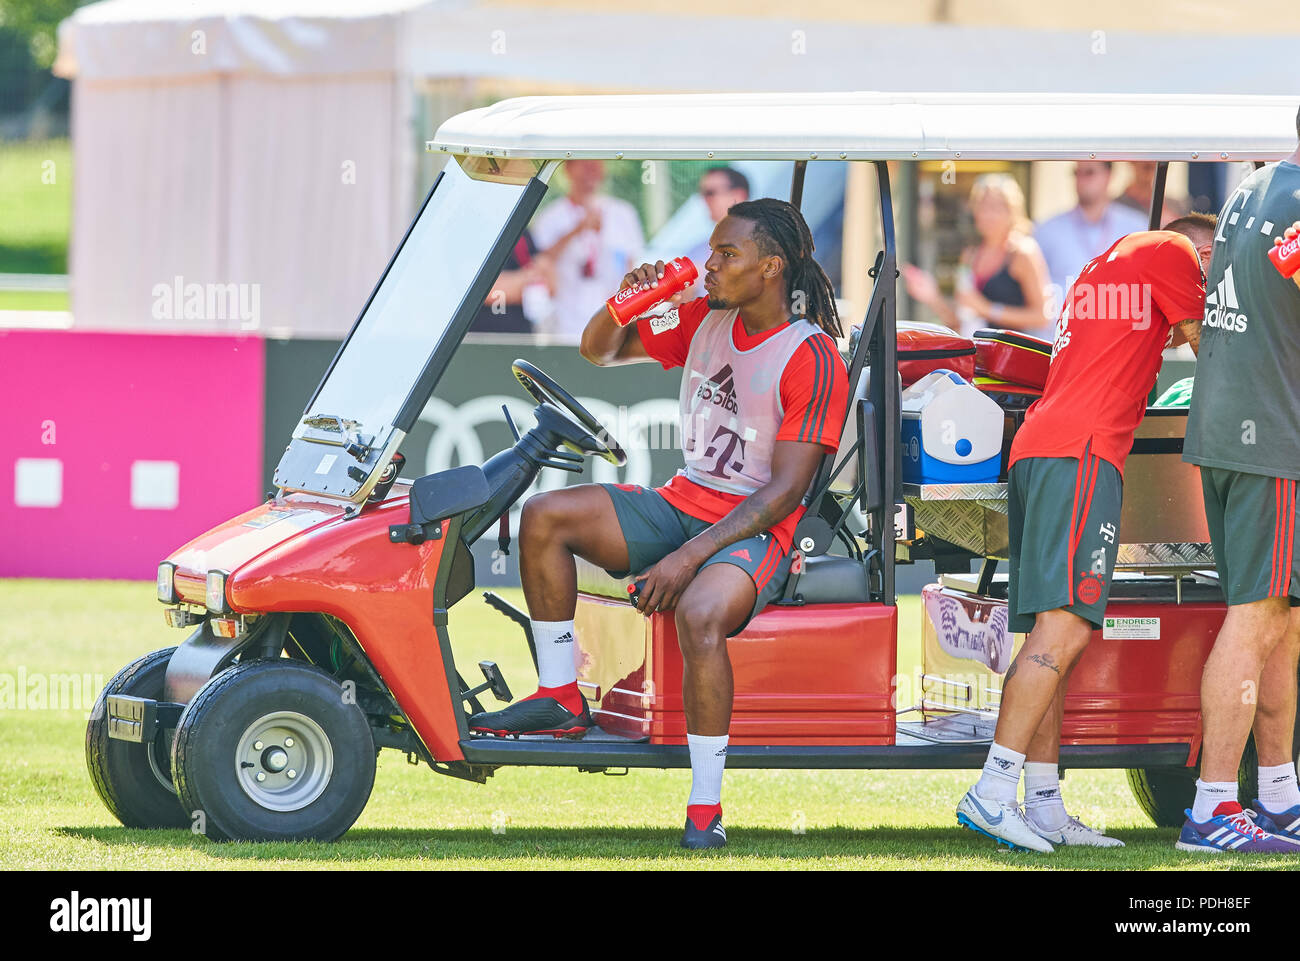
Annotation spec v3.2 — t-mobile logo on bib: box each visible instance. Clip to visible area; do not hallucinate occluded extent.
[703,425,746,479]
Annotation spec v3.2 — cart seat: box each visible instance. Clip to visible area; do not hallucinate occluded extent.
[575,553,870,605]
[786,554,871,604]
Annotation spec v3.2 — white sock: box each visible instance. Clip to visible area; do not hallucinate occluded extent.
[1191,779,1239,822]
[1023,761,1068,831]
[686,734,729,807]
[975,741,1024,804]
[1258,763,1300,812]
[532,619,577,688]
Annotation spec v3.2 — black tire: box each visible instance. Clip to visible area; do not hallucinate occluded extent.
[1127,736,1267,827]
[172,659,375,842]
[1125,767,1197,827]
[85,647,191,829]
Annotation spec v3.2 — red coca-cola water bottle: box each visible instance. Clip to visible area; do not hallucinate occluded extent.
[605,257,698,326]
[1268,231,1300,279]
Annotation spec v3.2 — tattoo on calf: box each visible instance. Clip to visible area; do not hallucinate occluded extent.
[1026,653,1061,675]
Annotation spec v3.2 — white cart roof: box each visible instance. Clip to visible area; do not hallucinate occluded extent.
[429,92,1299,162]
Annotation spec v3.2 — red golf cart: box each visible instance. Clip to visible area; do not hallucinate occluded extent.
[87,92,1300,840]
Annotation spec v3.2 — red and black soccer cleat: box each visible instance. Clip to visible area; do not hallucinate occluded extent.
[680,804,727,850]
[468,692,593,739]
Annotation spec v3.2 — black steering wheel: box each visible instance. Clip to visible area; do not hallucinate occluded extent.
[512,359,627,467]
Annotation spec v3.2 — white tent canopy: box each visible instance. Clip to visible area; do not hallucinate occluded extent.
[54,0,425,79]
[53,0,1300,336]
[55,0,427,336]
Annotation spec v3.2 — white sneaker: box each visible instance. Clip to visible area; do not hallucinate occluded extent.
[1029,814,1125,848]
[957,788,1054,853]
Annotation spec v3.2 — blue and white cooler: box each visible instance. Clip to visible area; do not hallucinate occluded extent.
[901,370,1003,484]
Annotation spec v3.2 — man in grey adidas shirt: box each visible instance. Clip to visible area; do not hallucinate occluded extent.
[1179,104,1300,851]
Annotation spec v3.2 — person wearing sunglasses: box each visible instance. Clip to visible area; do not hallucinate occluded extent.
[682,167,750,296]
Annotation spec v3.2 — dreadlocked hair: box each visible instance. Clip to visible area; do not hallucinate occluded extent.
[728,197,842,338]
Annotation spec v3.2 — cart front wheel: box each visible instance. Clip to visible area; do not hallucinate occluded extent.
[172,659,375,841]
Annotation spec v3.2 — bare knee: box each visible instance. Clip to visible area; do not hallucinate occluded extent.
[1223,600,1292,653]
[1281,607,1300,653]
[520,491,570,549]
[675,600,728,659]
[1032,608,1094,660]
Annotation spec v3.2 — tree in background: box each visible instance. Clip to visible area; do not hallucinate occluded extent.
[0,0,86,124]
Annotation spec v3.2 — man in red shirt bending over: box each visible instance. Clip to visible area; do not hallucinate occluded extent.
[468,198,848,849]
[957,216,1221,852]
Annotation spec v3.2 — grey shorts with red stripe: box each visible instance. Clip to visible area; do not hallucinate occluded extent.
[1199,467,1300,607]
[1006,443,1124,634]
[599,483,793,635]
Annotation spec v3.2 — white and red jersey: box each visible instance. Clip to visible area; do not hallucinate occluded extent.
[636,297,848,551]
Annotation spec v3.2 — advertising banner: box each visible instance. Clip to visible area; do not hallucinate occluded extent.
[1,331,265,579]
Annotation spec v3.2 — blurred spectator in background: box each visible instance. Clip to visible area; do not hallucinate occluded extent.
[472,229,556,334]
[1035,161,1147,321]
[903,174,1051,338]
[682,167,750,296]
[1115,162,1187,224]
[530,159,644,340]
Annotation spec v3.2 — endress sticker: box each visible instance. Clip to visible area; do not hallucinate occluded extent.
[1102,616,1160,640]
[315,453,337,475]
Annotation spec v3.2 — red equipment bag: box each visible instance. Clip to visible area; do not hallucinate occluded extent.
[897,322,976,387]
[973,329,1052,390]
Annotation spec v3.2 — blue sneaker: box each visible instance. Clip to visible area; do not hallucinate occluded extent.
[1176,804,1300,854]
[1247,800,1300,842]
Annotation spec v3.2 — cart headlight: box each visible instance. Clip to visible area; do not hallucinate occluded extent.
[157,562,178,604]
[205,569,231,614]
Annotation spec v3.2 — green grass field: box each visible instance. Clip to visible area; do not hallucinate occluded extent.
[0,139,71,276]
[0,288,68,311]
[0,578,1293,870]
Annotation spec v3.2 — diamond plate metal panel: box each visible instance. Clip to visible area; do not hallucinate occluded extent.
[1116,542,1216,571]
[902,484,1216,570]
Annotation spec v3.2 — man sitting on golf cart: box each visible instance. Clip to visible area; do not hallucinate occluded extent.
[468,198,849,849]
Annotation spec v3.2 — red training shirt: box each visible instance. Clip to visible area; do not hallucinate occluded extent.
[636,297,849,552]
[1010,231,1205,477]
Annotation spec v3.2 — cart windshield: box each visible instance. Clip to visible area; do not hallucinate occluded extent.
[274,155,547,500]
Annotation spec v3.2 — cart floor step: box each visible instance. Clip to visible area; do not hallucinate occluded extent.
[896,714,997,745]
[468,724,648,744]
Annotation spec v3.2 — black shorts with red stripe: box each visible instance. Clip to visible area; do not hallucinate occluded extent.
[599,483,792,636]
[1200,467,1300,607]
[1006,442,1124,633]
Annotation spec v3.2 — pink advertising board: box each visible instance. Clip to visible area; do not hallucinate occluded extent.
[0,330,265,579]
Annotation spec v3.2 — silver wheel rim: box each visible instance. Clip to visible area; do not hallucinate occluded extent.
[235,711,333,812]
